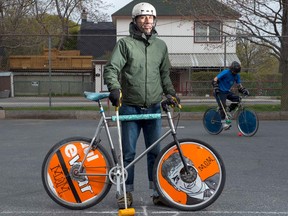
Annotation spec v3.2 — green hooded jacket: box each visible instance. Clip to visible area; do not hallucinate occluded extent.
[103,22,176,107]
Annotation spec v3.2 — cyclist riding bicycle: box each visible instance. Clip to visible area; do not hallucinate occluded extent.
[212,61,249,130]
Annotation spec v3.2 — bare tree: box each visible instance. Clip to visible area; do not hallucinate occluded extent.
[33,0,112,49]
[0,0,36,38]
[237,38,279,73]
[0,0,35,35]
[168,0,287,111]
[0,0,45,59]
[0,0,112,69]
[221,0,288,111]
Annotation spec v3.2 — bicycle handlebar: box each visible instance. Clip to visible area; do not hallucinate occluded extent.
[161,96,182,112]
[84,91,182,112]
[111,113,162,122]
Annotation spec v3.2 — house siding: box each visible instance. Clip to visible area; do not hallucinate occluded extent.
[116,18,237,54]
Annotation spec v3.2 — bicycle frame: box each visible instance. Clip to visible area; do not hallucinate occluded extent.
[76,95,189,181]
[217,95,245,120]
[227,96,246,119]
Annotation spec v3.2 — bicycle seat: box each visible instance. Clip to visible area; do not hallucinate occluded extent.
[84,91,110,102]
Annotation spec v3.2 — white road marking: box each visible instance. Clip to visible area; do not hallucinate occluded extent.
[1,211,288,215]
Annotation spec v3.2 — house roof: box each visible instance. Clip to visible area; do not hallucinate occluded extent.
[0,47,4,56]
[0,72,13,76]
[78,21,116,59]
[80,21,115,31]
[112,0,241,19]
[169,53,240,68]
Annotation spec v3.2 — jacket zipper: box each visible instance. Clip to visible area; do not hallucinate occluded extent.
[144,42,148,107]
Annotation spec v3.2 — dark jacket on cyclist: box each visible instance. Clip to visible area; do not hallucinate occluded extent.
[103,22,176,107]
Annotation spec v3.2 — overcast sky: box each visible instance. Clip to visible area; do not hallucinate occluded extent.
[105,0,133,17]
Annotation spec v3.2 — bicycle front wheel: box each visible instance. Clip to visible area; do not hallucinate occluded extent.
[203,108,223,135]
[42,137,112,210]
[153,139,225,211]
[237,109,259,137]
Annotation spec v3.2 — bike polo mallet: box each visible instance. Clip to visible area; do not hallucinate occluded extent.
[217,95,231,124]
[115,92,135,216]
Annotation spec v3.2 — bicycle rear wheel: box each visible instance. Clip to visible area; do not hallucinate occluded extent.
[237,109,259,137]
[203,108,223,135]
[153,139,225,211]
[42,137,112,210]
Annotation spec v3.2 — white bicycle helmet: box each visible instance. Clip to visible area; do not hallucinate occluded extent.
[132,2,156,19]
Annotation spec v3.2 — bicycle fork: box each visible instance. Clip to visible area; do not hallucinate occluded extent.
[167,111,191,175]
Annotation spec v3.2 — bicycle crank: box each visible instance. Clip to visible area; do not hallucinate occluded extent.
[108,165,128,185]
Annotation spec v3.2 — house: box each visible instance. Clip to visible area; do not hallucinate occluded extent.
[5,11,116,96]
[80,0,241,93]
[0,47,5,68]
[77,10,116,59]
[112,0,240,65]
[8,49,94,96]
[77,10,117,92]
[0,72,13,98]
[112,0,241,93]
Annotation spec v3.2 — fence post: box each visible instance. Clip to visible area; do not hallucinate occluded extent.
[224,35,227,68]
[48,36,52,108]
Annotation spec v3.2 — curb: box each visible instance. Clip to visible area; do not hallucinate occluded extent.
[2,110,288,120]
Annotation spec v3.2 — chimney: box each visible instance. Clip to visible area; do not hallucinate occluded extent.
[81,9,88,22]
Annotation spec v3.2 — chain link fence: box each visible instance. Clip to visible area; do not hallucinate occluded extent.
[0,34,282,107]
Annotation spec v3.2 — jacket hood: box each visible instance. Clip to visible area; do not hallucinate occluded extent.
[129,22,158,40]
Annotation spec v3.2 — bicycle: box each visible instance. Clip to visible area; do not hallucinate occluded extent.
[203,95,259,136]
[42,92,226,214]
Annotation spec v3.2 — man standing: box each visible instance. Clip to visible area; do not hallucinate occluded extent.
[104,2,179,209]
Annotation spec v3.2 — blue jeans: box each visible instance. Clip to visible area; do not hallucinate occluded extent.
[119,103,162,192]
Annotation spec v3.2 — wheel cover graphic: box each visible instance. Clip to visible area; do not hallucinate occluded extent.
[158,143,221,205]
[46,141,109,203]
[238,110,257,135]
[204,109,222,134]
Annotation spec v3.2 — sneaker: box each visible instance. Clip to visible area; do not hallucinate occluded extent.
[117,192,133,209]
[221,121,231,130]
[152,195,167,206]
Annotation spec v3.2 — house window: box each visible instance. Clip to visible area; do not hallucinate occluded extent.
[194,21,222,43]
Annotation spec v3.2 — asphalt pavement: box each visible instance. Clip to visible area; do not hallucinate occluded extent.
[0,119,288,215]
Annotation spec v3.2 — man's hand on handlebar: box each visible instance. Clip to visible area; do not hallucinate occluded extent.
[109,89,122,107]
[162,94,182,111]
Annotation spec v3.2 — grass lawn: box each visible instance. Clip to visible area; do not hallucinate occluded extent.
[5,104,281,112]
